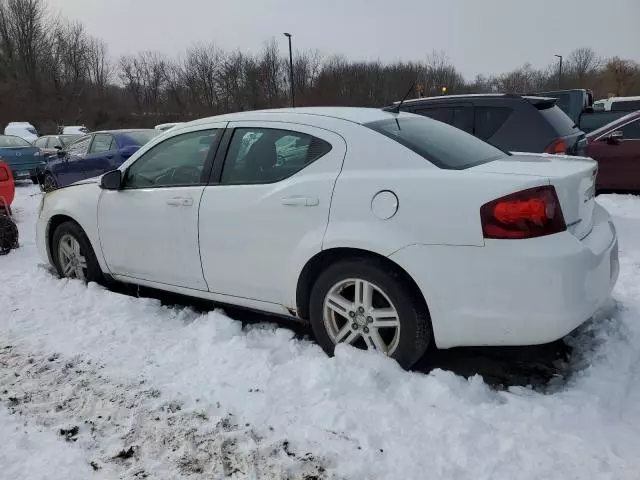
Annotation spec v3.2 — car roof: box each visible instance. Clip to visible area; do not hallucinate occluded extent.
[390,93,556,106]
[186,107,410,127]
[92,129,155,135]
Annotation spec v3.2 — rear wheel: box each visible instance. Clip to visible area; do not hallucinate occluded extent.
[43,173,57,192]
[30,175,38,185]
[309,258,431,369]
[52,222,103,284]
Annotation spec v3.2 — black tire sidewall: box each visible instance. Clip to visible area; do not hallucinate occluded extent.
[309,259,431,369]
[51,222,103,284]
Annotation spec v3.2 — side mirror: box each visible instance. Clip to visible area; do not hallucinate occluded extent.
[607,131,624,144]
[56,149,66,158]
[54,145,62,150]
[100,169,122,190]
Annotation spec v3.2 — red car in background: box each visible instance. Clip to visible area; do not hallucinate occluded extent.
[587,111,640,192]
[0,159,15,215]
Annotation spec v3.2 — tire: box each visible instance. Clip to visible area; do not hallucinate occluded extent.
[43,173,58,192]
[30,175,38,185]
[51,221,104,284]
[309,258,431,369]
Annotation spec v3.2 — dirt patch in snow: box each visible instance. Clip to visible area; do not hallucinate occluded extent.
[0,345,333,479]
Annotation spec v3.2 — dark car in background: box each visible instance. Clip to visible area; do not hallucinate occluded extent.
[33,134,82,160]
[0,134,45,183]
[384,94,587,156]
[41,129,158,191]
[587,111,640,192]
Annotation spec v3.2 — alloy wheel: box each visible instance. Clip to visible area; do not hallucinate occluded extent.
[57,233,87,280]
[323,278,401,355]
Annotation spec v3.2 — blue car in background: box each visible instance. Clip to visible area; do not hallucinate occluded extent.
[41,129,159,191]
[0,135,46,183]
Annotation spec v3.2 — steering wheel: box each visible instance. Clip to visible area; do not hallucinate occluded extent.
[170,165,202,184]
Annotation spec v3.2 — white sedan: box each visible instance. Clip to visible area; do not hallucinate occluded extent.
[36,107,619,368]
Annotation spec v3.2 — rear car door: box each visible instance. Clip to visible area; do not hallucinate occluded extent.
[198,122,346,306]
[55,135,92,186]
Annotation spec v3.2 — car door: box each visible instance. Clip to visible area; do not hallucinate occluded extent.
[199,121,346,305]
[85,133,117,177]
[97,125,225,290]
[55,135,92,186]
[589,118,640,190]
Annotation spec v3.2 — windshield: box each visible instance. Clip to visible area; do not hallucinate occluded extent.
[364,115,507,170]
[122,130,159,146]
[0,135,32,147]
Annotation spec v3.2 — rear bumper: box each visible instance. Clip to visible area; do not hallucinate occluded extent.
[8,164,44,180]
[389,203,618,349]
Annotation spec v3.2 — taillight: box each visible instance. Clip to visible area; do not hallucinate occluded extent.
[0,167,8,182]
[480,186,566,239]
[545,138,568,154]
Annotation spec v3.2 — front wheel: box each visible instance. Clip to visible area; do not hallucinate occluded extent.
[30,175,39,185]
[52,222,103,284]
[309,258,432,369]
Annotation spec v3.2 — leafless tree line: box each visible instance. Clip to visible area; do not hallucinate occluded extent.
[1,0,639,133]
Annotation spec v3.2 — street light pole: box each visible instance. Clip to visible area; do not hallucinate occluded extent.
[554,54,563,89]
[284,33,295,107]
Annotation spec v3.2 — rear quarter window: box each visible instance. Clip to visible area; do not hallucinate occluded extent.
[365,115,507,170]
[474,107,512,140]
[538,105,580,135]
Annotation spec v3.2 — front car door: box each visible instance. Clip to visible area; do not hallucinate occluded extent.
[97,125,225,290]
[589,117,640,191]
[199,121,347,306]
[54,135,92,186]
[85,133,116,177]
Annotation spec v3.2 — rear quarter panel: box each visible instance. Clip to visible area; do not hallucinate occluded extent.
[323,128,549,254]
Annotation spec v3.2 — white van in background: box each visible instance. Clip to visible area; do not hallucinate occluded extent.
[597,96,640,111]
[4,122,39,142]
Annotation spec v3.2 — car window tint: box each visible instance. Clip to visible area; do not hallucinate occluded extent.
[125,129,220,189]
[90,134,114,153]
[34,137,48,148]
[220,128,332,185]
[611,100,640,111]
[364,116,507,170]
[538,105,579,135]
[67,136,92,156]
[413,107,453,124]
[452,106,474,133]
[474,107,512,140]
[620,120,640,140]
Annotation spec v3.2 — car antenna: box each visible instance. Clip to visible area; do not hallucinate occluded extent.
[389,80,417,114]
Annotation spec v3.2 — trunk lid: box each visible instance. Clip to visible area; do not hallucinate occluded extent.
[0,147,43,170]
[472,153,597,239]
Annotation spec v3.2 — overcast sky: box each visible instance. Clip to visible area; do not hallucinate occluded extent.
[46,0,639,79]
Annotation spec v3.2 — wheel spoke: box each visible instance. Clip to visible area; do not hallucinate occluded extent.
[335,324,359,345]
[326,293,354,318]
[70,238,81,255]
[362,334,375,350]
[60,242,74,259]
[369,329,387,353]
[63,262,74,275]
[355,280,373,310]
[74,266,85,280]
[77,256,87,269]
[370,308,400,328]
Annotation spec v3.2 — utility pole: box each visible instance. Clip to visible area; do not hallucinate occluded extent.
[554,54,563,89]
[284,33,295,107]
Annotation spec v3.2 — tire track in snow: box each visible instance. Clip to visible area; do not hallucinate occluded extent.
[0,345,332,479]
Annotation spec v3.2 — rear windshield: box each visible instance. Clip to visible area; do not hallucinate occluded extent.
[365,115,507,170]
[122,130,159,146]
[0,135,31,147]
[538,105,580,135]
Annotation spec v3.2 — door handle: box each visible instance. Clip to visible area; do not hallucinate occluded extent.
[281,196,319,207]
[166,197,194,207]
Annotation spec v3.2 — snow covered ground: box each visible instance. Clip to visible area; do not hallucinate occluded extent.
[1,184,640,480]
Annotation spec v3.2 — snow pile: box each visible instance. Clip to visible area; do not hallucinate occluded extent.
[1,185,640,479]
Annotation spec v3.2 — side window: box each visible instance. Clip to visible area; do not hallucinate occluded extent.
[125,129,220,189]
[474,107,512,140]
[620,120,640,140]
[89,134,114,153]
[452,106,474,134]
[67,136,92,156]
[414,107,453,125]
[220,128,332,185]
[49,137,63,149]
[34,137,48,148]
